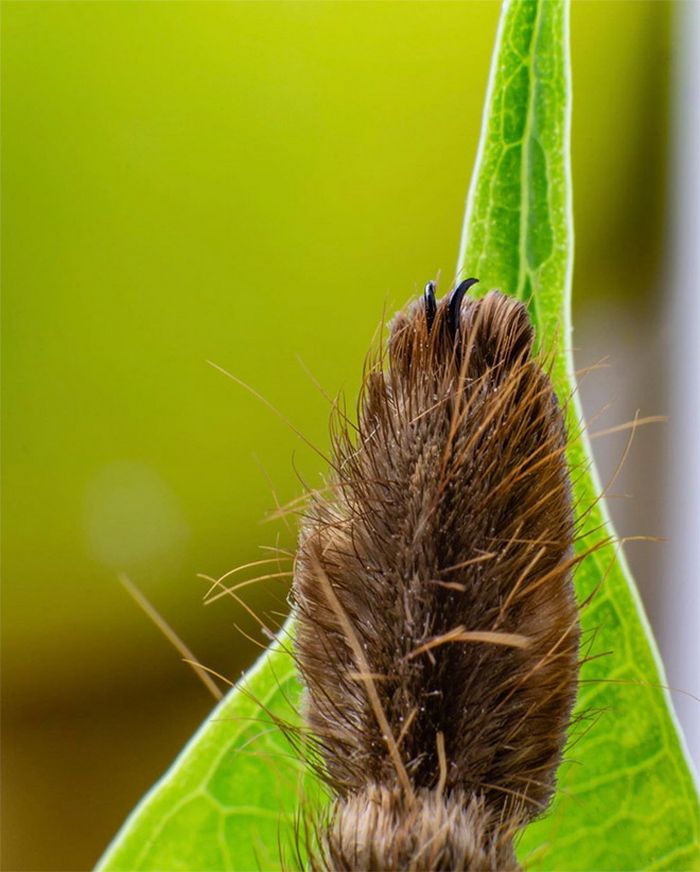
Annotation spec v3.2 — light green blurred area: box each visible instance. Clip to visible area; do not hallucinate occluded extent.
[2,2,669,870]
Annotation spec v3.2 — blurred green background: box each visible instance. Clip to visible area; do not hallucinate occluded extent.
[2,2,672,870]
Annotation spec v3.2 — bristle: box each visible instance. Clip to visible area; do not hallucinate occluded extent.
[293,285,579,871]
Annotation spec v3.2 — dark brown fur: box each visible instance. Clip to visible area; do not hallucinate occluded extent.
[293,286,579,870]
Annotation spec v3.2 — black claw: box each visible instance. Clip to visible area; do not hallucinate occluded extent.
[448,278,479,338]
[423,281,437,333]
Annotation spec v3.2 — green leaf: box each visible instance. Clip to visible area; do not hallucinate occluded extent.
[98,1,700,870]
[457,0,700,869]
[96,617,313,872]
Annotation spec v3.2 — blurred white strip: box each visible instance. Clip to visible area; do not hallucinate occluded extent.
[666,0,700,769]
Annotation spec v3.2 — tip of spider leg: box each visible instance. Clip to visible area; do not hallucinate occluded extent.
[424,281,437,333]
[448,277,479,339]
